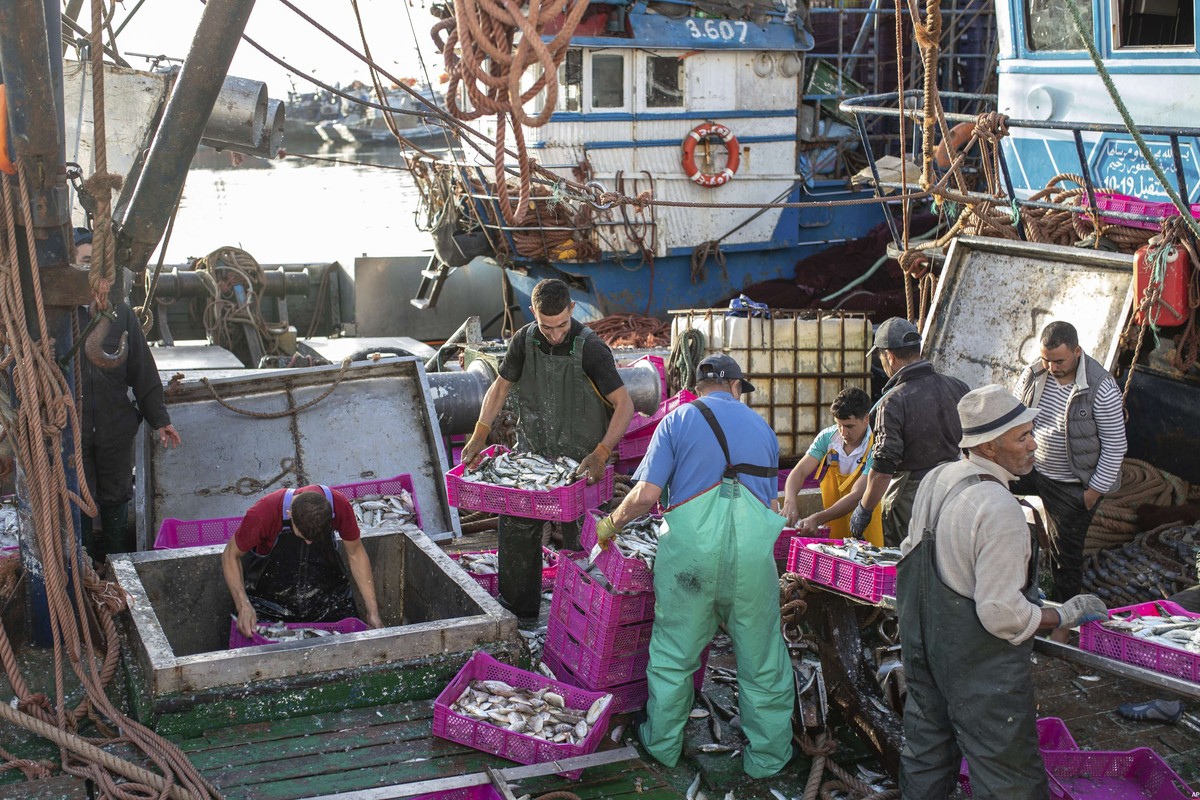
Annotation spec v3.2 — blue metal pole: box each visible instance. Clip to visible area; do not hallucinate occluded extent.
[0,0,80,646]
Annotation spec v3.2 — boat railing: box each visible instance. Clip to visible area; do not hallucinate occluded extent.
[839,89,1200,245]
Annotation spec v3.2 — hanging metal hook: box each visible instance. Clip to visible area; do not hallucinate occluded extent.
[83,307,128,369]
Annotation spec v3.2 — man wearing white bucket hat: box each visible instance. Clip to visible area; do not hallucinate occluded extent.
[896,385,1107,800]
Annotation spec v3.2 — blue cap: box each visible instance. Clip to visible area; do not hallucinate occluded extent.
[696,353,755,394]
[73,227,93,247]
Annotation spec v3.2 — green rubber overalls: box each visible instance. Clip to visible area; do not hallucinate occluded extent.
[897,470,1046,800]
[642,401,796,779]
[499,324,610,617]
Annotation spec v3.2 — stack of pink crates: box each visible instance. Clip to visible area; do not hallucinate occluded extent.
[542,512,706,713]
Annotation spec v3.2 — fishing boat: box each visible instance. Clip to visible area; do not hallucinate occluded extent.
[411,0,1000,319]
[3,1,1199,798]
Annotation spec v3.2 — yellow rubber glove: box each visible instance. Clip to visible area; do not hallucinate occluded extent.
[595,516,620,550]
[461,421,491,468]
[576,442,612,485]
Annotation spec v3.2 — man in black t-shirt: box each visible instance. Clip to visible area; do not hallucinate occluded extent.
[461,279,634,617]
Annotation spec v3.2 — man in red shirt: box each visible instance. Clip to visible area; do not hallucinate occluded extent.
[221,485,383,637]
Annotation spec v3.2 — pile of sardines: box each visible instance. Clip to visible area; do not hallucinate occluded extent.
[463,451,581,491]
[804,539,903,567]
[609,515,667,570]
[459,550,553,575]
[450,678,611,743]
[1101,610,1200,654]
[349,491,419,533]
[255,622,337,641]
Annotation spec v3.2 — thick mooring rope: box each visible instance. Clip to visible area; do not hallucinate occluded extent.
[434,0,591,225]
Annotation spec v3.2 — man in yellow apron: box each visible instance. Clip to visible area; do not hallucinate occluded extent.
[595,355,794,778]
[782,387,883,545]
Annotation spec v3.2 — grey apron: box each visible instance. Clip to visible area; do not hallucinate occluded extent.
[499,325,611,617]
[897,473,1047,800]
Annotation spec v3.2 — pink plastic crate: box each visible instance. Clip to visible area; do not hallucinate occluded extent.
[331,473,422,529]
[445,446,614,523]
[432,651,614,780]
[411,787,503,800]
[1045,747,1196,800]
[554,552,656,627]
[1093,191,1200,231]
[1079,600,1200,682]
[777,470,821,492]
[786,537,897,603]
[774,527,830,560]
[154,474,420,549]
[550,590,655,655]
[545,616,651,688]
[543,646,707,713]
[959,717,1078,797]
[228,617,368,649]
[451,547,558,596]
[155,515,242,550]
[579,510,657,593]
[618,390,697,459]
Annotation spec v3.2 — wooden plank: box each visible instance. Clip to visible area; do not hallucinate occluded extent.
[209,735,479,795]
[186,715,433,771]
[217,743,683,800]
[1,774,92,799]
[177,701,430,751]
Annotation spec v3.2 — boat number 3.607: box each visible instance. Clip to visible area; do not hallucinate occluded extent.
[685,18,749,43]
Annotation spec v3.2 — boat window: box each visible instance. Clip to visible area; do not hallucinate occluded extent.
[531,51,582,113]
[1026,0,1092,51]
[561,50,582,111]
[646,56,684,108]
[591,54,625,108]
[1115,0,1194,48]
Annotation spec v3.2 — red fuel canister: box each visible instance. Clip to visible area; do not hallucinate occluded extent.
[1134,241,1192,327]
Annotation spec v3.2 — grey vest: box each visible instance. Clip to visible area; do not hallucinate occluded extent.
[1020,353,1118,490]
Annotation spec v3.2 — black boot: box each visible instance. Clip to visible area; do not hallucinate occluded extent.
[99,502,132,560]
[80,514,102,563]
[497,516,544,619]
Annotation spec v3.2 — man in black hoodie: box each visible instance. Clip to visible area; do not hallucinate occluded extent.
[75,228,181,561]
[849,317,970,546]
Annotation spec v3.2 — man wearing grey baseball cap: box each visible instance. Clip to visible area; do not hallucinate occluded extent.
[850,317,969,546]
[896,385,1107,799]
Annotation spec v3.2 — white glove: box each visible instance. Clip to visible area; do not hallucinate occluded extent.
[1056,594,1107,629]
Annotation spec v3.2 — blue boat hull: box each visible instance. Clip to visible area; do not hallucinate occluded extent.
[504,186,889,321]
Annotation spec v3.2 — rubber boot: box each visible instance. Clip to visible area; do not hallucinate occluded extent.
[99,502,132,561]
[80,514,102,563]
[560,519,582,551]
[497,516,543,619]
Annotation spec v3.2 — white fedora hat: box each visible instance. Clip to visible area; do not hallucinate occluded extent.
[958,384,1039,449]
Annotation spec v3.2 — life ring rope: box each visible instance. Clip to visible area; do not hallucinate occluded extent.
[681,121,740,187]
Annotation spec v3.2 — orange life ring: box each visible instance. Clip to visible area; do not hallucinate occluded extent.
[681,122,739,187]
[933,121,975,170]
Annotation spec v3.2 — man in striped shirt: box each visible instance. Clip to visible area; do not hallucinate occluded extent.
[1014,321,1127,605]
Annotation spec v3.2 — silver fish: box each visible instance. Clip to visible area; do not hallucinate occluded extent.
[601,515,668,570]
[449,680,611,745]
[464,451,582,491]
[804,539,903,567]
[350,491,419,533]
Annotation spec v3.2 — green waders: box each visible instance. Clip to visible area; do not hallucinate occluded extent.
[641,402,795,779]
[499,326,610,617]
[897,472,1046,800]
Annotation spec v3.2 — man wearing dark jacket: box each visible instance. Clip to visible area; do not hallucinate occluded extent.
[850,318,970,546]
[75,229,181,561]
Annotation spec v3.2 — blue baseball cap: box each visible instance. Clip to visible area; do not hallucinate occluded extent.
[697,354,754,393]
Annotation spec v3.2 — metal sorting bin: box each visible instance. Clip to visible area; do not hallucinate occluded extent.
[135,357,458,549]
[670,310,871,460]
